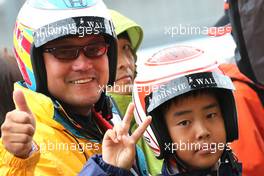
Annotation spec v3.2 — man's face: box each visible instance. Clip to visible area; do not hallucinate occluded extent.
[164,93,226,170]
[113,38,135,95]
[43,35,109,115]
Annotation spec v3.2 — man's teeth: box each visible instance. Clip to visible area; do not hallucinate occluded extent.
[73,78,93,84]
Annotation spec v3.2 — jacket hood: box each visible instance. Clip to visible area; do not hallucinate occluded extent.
[109,9,143,52]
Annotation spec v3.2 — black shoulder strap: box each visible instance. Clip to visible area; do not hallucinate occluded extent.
[219,150,242,176]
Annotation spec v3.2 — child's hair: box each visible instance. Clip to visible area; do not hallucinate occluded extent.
[118,31,130,40]
[159,88,219,116]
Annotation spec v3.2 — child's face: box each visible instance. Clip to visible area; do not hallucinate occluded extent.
[164,93,226,170]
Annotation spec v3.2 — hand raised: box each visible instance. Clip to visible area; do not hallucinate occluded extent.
[102,103,151,170]
[1,90,36,158]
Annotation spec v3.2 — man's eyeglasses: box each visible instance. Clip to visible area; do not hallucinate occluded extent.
[43,43,109,60]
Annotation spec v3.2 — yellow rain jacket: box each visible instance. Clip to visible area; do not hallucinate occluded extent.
[0,83,103,176]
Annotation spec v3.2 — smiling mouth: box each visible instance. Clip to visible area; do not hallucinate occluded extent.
[116,76,132,82]
[70,78,94,84]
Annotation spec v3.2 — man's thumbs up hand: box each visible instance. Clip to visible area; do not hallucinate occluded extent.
[1,90,36,158]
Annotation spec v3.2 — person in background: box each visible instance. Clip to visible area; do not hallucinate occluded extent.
[215,0,229,27]
[107,9,142,115]
[0,48,22,136]
[108,9,163,175]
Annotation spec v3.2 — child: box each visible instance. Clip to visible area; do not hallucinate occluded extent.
[79,46,242,176]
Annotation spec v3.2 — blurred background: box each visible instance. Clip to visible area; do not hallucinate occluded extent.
[0,0,235,62]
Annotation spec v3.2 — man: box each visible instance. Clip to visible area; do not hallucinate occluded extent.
[108,10,163,175]
[0,0,147,175]
[107,9,143,115]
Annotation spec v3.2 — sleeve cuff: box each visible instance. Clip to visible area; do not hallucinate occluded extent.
[95,154,131,175]
[79,154,131,176]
